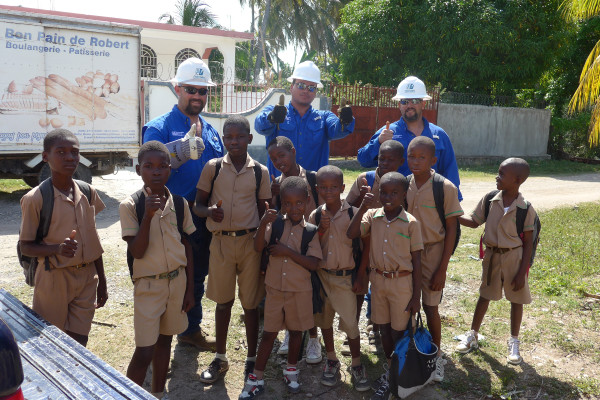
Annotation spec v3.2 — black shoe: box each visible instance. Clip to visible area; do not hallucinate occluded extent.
[371,375,390,400]
[199,358,229,384]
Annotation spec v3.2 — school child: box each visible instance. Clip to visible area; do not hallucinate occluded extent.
[239,176,322,399]
[307,165,370,391]
[405,136,463,382]
[346,139,406,350]
[19,129,107,348]
[456,158,537,365]
[347,171,423,400]
[193,115,272,384]
[267,135,323,363]
[119,141,195,398]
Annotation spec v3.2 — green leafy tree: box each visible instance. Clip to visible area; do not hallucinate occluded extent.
[160,0,219,28]
[561,0,600,146]
[338,0,563,94]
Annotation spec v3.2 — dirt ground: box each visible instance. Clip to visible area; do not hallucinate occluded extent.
[1,170,600,400]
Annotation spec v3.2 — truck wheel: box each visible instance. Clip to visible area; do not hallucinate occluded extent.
[22,175,40,187]
[39,163,93,184]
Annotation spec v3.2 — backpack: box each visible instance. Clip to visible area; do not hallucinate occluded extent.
[482,190,541,265]
[17,178,92,286]
[259,215,325,313]
[125,189,186,279]
[314,205,362,285]
[408,173,461,254]
[275,169,319,211]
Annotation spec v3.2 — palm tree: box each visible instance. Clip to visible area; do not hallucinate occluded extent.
[562,0,600,146]
[160,0,219,28]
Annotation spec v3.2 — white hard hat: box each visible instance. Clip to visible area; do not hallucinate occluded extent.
[287,61,323,88]
[392,76,431,101]
[171,57,216,87]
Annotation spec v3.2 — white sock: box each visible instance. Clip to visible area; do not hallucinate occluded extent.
[215,353,228,362]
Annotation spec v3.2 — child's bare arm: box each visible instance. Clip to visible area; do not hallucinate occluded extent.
[193,189,223,221]
[459,215,478,228]
[431,216,457,291]
[347,193,374,238]
[406,250,422,315]
[124,192,160,258]
[512,230,533,291]
[255,202,277,252]
[268,241,320,271]
[182,237,195,312]
[94,256,108,308]
[20,229,78,258]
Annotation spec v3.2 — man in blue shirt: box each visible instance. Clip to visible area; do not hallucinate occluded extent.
[143,58,223,351]
[357,76,462,200]
[255,61,355,177]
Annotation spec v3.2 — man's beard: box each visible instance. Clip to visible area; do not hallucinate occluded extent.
[403,108,420,122]
[185,99,205,115]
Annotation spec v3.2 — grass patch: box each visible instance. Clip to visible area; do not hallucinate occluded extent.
[0,179,30,201]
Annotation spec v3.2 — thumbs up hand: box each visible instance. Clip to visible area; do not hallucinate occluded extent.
[268,94,287,124]
[209,199,224,222]
[145,186,162,218]
[59,229,78,257]
[270,174,280,197]
[185,123,205,160]
[318,209,331,233]
[338,97,353,125]
[378,120,394,144]
[358,177,371,201]
[262,200,278,225]
[360,188,376,211]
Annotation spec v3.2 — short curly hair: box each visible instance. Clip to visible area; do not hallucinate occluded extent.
[43,129,78,152]
[138,140,170,164]
[280,175,309,199]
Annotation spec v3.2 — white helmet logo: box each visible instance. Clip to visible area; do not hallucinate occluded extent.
[195,68,204,77]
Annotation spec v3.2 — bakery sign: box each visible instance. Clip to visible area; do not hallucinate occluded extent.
[0,19,140,149]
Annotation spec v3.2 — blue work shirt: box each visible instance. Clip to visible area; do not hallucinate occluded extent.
[254,102,355,177]
[142,105,224,202]
[357,117,462,200]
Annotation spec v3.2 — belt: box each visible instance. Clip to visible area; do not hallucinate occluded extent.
[146,266,183,281]
[370,268,411,279]
[323,269,353,276]
[485,246,521,285]
[220,228,257,237]
[69,262,89,269]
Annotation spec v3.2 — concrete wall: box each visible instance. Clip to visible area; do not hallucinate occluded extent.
[438,103,551,158]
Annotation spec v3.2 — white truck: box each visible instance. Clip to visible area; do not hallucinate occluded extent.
[0,9,141,186]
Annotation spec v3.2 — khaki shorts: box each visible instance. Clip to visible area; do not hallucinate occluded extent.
[479,247,531,304]
[314,270,360,339]
[33,262,98,336]
[206,234,265,309]
[421,241,444,307]
[263,285,314,332]
[133,269,189,347]
[370,271,413,332]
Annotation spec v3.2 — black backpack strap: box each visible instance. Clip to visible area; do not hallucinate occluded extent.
[127,189,146,278]
[269,214,285,246]
[347,207,362,269]
[253,163,262,204]
[301,223,318,256]
[172,194,186,238]
[516,201,529,235]
[275,175,282,211]
[208,157,224,200]
[74,179,92,205]
[484,190,500,220]
[431,173,447,230]
[305,170,319,207]
[37,178,55,271]
[314,205,324,227]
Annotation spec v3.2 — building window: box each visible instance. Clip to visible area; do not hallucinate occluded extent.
[175,48,201,72]
[140,44,157,78]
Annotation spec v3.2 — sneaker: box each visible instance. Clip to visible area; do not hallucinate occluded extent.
[320,359,341,386]
[283,367,301,393]
[432,356,447,382]
[239,373,265,399]
[350,364,370,392]
[340,338,351,356]
[178,329,217,352]
[277,331,289,355]
[456,330,478,354]
[371,376,391,400]
[305,337,323,364]
[507,337,523,365]
[370,367,388,391]
[244,360,256,382]
[199,358,229,384]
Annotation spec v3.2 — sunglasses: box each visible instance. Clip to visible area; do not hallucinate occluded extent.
[295,82,318,92]
[180,86,209,96]
[399,99,423,105]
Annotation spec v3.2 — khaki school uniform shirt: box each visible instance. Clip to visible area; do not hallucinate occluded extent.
[264,216,323,292]
[471,191,537,248]
[119,187,196,279]
[197,154,271,232]
[308,200,358,271]
[406,171,464,244]
[277,165,320,219]
[20,182,105,268]
[345,170,381,208]
[361,208,423,272]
